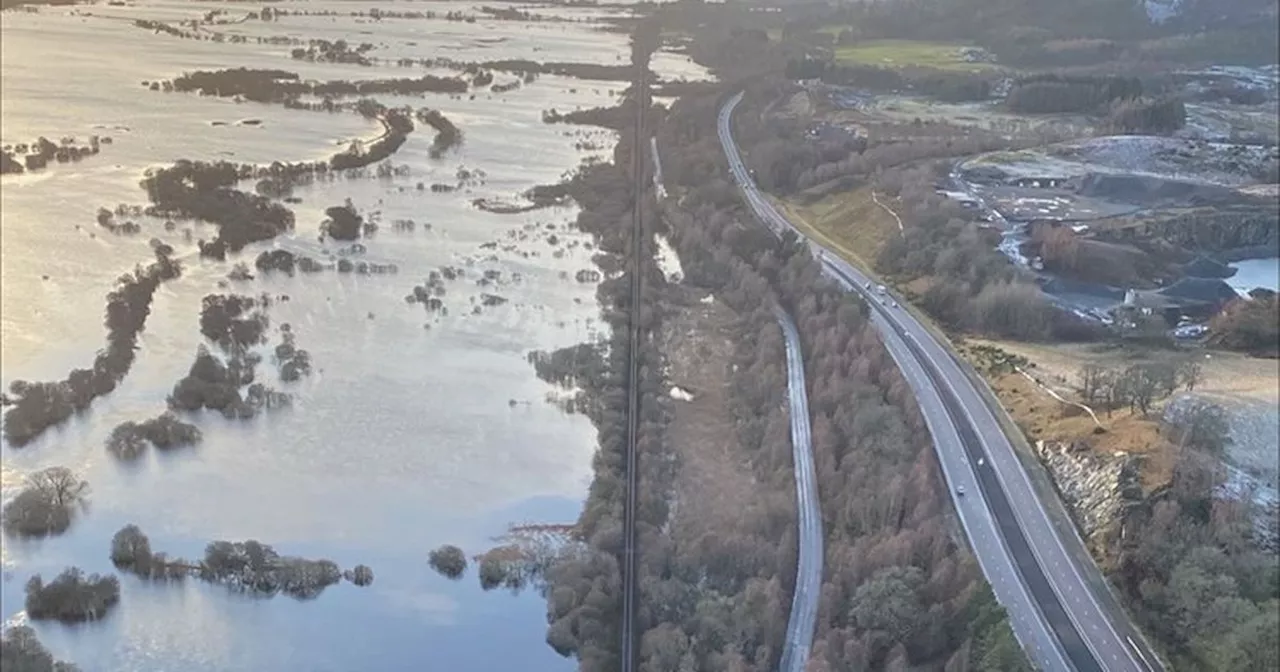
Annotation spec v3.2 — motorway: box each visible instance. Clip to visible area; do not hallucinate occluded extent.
[774,309,824,672]
[719,91,1164,672]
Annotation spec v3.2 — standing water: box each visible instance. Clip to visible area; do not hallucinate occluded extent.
[0,1,709,669]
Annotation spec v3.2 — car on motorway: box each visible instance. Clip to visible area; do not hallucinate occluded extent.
[956,485,965,496]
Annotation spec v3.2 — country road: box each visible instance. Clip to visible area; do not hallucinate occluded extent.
[774,309,823,672]
[719,91,1164,672]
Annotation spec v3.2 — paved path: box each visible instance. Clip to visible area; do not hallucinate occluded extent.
[774,309,824,672]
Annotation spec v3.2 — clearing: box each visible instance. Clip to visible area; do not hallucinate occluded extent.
[660,290,793,545]
[833,39,1001,72]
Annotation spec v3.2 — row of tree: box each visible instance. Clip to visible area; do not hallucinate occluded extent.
[1076,359,1204,416]
[3,247,183,446]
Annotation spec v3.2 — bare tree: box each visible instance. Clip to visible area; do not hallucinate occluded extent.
[26,467,89,509]
[1178,360,1204,392]
[1077,364,1108,405]
[2,467,90,538]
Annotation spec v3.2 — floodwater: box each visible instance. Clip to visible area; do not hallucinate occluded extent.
[0,1,710,670]
[1228,257,1280,294]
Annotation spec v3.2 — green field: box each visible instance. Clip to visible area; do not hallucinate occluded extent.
[833,39,998,72]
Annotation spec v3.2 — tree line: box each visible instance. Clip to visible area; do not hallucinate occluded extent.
[526,16,1035,664]
[1076,359,1203,416]
[657,82,1031,671]
[3,247,183,446]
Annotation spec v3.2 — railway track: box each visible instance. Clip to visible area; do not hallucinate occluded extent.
[618,61,648,672]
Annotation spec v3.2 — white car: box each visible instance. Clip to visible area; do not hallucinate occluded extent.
[956,486,965,496]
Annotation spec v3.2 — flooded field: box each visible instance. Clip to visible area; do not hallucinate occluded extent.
[0,1,709,670]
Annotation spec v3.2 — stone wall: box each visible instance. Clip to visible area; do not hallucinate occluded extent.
[1034,440,1142,561]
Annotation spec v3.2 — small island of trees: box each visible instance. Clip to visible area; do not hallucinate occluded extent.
[25,568,121,623]
[428,545,468,579]
[105,412,202,461]
[3,247,182,446]
[110,525,373,599]
[1,467,90,537]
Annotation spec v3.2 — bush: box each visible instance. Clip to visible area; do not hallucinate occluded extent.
[428,545,468,579]
[24,568,120,622]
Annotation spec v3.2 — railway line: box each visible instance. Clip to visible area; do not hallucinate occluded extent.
[618,62,648,672]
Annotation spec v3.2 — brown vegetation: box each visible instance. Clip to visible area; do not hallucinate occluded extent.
[1210,292,1279,358]
[958,336,1278,670]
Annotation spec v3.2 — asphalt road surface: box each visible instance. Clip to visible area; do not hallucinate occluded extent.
[719,91,1163,672]
[774,309,824,672]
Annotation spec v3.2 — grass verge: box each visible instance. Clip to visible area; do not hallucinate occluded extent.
[776,186,899,271]
[833,39,1000,72]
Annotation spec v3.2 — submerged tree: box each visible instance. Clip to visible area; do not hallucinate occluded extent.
[1,467,90,538]
[0,625,80,672]
[428,545,468,579]
[24,568,120,622]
